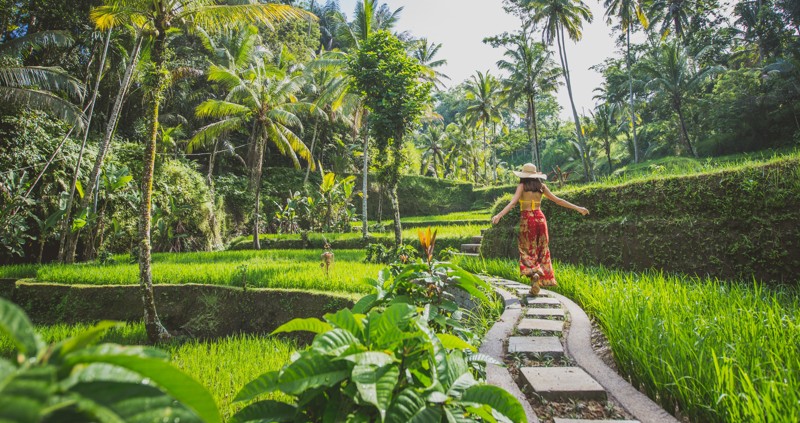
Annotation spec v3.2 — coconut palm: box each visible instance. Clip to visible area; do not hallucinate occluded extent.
[648,0,694,40]
[589,102,621,174]
[91,0,310,343]
[497,34,560,169]
[0,31,85,125]
[640,41,722,157]
[412,38,450,90]
[417,124,447,177]
[192,54,314,250]
[465,70,504,183]
[524,0,593,180]
[603,0,648,163]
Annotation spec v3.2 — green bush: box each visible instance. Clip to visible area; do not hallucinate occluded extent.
[481,157,800,284]
[0,298,220,423]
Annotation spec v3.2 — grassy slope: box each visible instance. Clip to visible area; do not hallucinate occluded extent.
[0,250,382,294]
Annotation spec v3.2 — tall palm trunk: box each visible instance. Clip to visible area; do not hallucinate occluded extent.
[70,33,144,262]
[557,25,591,181]
[303,118,319,185]
[139,24,170,343]
[207,139,221,248]
[58,29,112,263]
[250,124,266,250]
[482,125,487,182]
[528,92,541,168]
[627,24,639,163]
[674,98,697,157]
[390,128,404,247]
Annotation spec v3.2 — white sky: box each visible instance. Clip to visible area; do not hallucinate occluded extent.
[338,0,622,120]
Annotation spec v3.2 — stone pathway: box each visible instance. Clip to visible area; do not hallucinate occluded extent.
[479,276,681,423]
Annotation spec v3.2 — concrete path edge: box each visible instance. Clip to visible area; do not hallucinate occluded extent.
[480,287,540,423]
[545,289,680,423]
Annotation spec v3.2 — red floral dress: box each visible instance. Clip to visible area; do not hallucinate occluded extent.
[518,205,556,286]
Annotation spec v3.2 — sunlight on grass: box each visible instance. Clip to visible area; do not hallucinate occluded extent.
[455,256,800,423]
[1,249,383,294]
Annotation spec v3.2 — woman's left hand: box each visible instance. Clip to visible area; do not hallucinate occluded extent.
[491,215,501,225]
[578,207,589,216]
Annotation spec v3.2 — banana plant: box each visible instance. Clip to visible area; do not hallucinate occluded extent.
[0,298,220,423]
[232,303,525,423]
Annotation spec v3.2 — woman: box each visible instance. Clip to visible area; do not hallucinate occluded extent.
[491,163,589,294]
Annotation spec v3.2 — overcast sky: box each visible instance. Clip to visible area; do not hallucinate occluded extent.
[337,0,623,119]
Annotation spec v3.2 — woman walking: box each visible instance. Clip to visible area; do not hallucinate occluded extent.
[491,163,589,294]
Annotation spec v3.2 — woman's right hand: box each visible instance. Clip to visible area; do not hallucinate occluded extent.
[577,207,590,216]
[491,215,501,225]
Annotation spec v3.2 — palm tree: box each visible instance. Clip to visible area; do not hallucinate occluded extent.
[524,0,593,180]
[497,34,560,169]
[589,102,621,173]
[465,70,504,183]
[0,31,85,125]
[192,55,314,250]
[417,124,447,177]
[603,0,648,163]
[648,0,694,40]
[412,38,450,90]
[92,0,310,343]
[640,41,722,157]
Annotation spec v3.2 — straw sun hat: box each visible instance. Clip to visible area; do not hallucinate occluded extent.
[513,163,548,180]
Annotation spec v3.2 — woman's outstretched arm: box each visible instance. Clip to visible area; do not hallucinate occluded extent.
[542,184,589,215]
[491,184,523,224]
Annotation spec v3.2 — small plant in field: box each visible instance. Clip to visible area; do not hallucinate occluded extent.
[232,304,526,422]
[320,241,334,277]
[0,298,219,423]
[236,263,248,291]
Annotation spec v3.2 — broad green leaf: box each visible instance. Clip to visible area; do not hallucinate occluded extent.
[446,372,478,399]
[233,371,279,403]
[461,385,526,423]
[50,321,121,362]
[230,399,297,423]
[436,334,476,352]
[277,351,350,395]
[352,363,400,420]
[0,298,42,356]
[386,388,444,423]
[324,308,363,337]
[64,346,220,423]
[444,407,476,423]
[69,381,200,423]
[271,317,332,335]
[427,391,448,404]
[339,351,395,367]
[352,294,378,314]
[466,353,502,366]
[311,329,361,356]
[75,180,84,199]
[369,304,416,345]
[0,366,56,423]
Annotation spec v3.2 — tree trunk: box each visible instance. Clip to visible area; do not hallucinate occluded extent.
[361,118,369,240]
[139,25,170,343]
[627,25,639,164]
[675,99,697,157]
[482,125,487,183]
[58,29,111,263]
[606,138,613,174]
[250,128,265,250]
[303,119,319,185]
[67,33,144,263]
[207,139,221,248]
[390,128,403,247]
[557,26,590,181]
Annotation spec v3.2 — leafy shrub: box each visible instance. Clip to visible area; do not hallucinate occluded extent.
[0,298,220,423]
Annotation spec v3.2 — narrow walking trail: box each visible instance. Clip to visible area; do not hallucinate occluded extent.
[478,276,680,423]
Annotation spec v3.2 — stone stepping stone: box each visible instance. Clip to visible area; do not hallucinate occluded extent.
[517,318,564,334]
[526,308,565,318]
[508,336,564,357]
[527,297,562,307]
[520,367,607,401]
[554,420,639,423]
[460,243,480,254]
[471,236,483,244]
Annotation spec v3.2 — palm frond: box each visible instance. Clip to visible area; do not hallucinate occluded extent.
[0,66,85,99]
[195,100,251,119]
[0,31,73,57]
[189,117,246,153]
[0,87,85,128]
[183,4,315,33]
[207,64,244,90]
[90,4,149,30]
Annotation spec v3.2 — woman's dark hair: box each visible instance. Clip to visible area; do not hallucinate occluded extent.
[521,178,544,193]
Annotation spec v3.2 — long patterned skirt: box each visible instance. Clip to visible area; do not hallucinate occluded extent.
[518,210,557,286]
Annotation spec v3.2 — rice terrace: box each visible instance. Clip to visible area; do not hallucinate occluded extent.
[0,0,798,422]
